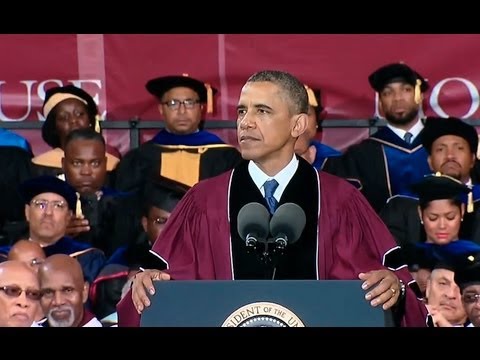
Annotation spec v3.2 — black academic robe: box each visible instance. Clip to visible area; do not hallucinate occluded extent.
[0,146,34,246]
[74,187,144,257]
[323,126,431,213]
[114,130,242,192]
[380,185,480,249]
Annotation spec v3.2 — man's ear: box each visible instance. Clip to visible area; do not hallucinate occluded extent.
[141,216,148,233]
[291,113,308,138]
[25,204,30,222]
[82,281,90,304]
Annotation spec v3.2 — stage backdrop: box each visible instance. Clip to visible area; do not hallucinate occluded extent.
[0,34,478,155]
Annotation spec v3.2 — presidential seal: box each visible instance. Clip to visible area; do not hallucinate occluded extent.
[221,302,305,327]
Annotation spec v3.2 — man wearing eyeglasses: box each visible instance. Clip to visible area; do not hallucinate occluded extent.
[454,253,480,327]
[115,74,242,193]
[0,176,105,284]
[0,260,41,327]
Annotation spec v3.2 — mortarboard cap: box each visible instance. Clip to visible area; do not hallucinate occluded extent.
[303,84,323,109]
[41,85,101,148]
[19,175,77,211]
[145,74,218,114]
[421,116,478,155]
[454,253,480,291]
[414,240,480,272]
[411,173,471,204]
[143,176,191,213]
[368,63,429,104]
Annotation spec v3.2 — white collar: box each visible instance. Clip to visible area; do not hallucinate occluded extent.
[248,155,298,201]
[387,118,424,143]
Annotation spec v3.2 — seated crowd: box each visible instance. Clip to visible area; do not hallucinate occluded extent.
[1,66,480,327]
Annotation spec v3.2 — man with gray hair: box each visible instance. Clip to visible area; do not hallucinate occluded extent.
[38,254,102,327]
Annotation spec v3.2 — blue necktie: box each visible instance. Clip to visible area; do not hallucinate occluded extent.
[264,179,279,214]
[404,132,413,144]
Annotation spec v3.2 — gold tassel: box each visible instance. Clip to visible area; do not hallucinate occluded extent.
[94,114,101,133]
[205,83,213,114]
[414,79,422,105]
[75,192,83,217]
[468,191,474,213]
[304,85,318,107]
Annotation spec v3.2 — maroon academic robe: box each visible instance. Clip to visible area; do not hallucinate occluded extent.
[118,158,427,327]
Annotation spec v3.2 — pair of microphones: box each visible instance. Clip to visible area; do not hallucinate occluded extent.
[237,202,306,253]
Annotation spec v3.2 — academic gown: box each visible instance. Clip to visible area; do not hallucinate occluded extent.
[117,156,428,327]
[310,140,341,170]
[380,185,480,249]
[0,146,34,245]
[74,187,144,257]
[114,130,243,192]
[0,236,105,283]
[323,126,431,213]
[89,233,166,320]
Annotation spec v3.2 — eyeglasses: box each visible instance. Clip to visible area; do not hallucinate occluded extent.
[161,99,200,110]
[463,293,480,304]
[30,258,44,267]
[151,217,168,226]
[0,285,42,301]
[30,199,67,211]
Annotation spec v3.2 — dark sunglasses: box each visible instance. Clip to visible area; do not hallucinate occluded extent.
[0,285,42,301]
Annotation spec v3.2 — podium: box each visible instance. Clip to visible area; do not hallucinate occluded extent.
[141,280,394,327]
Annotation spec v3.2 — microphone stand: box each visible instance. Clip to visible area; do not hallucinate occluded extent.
[259,238,286,280]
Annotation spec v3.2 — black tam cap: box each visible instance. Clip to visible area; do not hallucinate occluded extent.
[454,254,480,291]
[145,74,218,113]
[19,175,77,211]
[411,173,471,204]
[421,116,478,155]
[368,63,429,93]
[41,85,99,148]
[143,176,190,214]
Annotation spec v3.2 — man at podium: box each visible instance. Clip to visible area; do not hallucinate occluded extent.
[117,70,428,327]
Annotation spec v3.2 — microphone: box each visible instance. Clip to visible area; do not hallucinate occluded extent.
[269,203,306,250]
[237,202,271,250]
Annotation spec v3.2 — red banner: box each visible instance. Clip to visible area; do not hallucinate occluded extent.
[1,34,479,155]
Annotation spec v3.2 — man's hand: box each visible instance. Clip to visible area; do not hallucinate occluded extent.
[65,215,90,237]
[425,305,453,327]
[132,269,171,314]
[358,269,401,310]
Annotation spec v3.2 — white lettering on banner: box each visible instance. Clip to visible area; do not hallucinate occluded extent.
[0,79,103,122]
[0,81,37,122]
[430,77,480,119]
